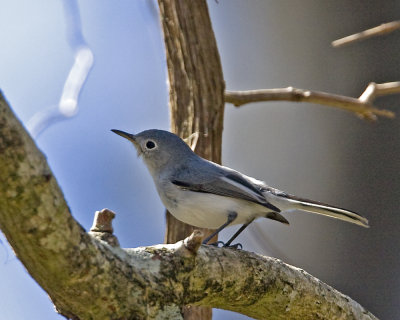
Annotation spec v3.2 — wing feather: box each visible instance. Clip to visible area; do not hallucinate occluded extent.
[171,168,280,212]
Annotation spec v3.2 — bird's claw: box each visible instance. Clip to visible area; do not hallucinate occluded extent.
[208,241,242,249]
[208,241,225,247]
[226,243,243,250]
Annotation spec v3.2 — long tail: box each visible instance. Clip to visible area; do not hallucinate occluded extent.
[264,187,369,228]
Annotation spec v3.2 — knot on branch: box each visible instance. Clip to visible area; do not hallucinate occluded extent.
[183,230,204,253]
[173,230,204,258]
[89,208,120,247]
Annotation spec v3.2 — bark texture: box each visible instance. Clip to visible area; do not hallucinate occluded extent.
[158,0,225,237]
[158,1,225,318]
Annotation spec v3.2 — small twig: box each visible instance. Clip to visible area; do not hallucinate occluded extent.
[183,230,204,254]
[183,132,200,151]
[359,81,400,100]
[225,83,398,121]
[89,208,120,247]
[173,230,204,258]
[332,21,400,47]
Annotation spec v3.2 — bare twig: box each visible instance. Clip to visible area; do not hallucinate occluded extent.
[183,132,200,151]
[89,208,120,247]
[183,230,204,254]
[90,208,116,233]
[225,83,398,121]
[332,21,400,47]
[359,82,400,101]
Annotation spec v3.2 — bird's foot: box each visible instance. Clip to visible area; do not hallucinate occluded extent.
[225,242,242,250]
[208,241,242,250]
[207,240,224,247]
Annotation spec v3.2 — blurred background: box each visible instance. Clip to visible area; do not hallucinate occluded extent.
[0,1,399,319]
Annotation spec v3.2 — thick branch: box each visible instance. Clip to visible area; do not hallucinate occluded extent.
[0,91,378,319]
[332,21,400,47]
[0,91,180,319]
[125,240,378,320]
[225,83,397,121]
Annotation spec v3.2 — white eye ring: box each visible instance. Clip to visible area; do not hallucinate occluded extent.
[145,140,156,149]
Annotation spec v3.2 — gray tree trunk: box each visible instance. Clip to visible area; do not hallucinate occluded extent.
[158,1,225,318]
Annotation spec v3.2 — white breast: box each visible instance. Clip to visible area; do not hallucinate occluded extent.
[157,183,267,229]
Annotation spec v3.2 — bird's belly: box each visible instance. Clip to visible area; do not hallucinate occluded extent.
[160,190,264,229]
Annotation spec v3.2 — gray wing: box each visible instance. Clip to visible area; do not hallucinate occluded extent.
[170,163,280,213]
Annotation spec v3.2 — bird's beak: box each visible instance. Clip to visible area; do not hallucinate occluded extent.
[111,129,136,143]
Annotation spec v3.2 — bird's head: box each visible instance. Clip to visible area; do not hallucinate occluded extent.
[111,129,194,175]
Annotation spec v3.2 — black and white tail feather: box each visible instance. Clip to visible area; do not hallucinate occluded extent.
[263,186,369,228]
[216,169,369,228]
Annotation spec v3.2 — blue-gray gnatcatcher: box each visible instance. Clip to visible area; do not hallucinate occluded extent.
[112,129,369,247]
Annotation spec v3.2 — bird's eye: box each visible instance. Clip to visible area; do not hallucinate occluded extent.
[145,140,156,149]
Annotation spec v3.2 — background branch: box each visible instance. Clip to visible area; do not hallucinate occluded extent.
[332,21,400,47]
[225,82,398,121]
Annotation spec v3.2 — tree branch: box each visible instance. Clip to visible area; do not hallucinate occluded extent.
[141,241,377,320]
[332,21,400,47]
[225,83,398,121]
[0,90,378,319]
[0,90,174,319]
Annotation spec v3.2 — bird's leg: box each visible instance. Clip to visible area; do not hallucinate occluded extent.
[202,212,237,245]
[223,218,255,248]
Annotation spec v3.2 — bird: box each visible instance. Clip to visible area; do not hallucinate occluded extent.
[111,129,369,247]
